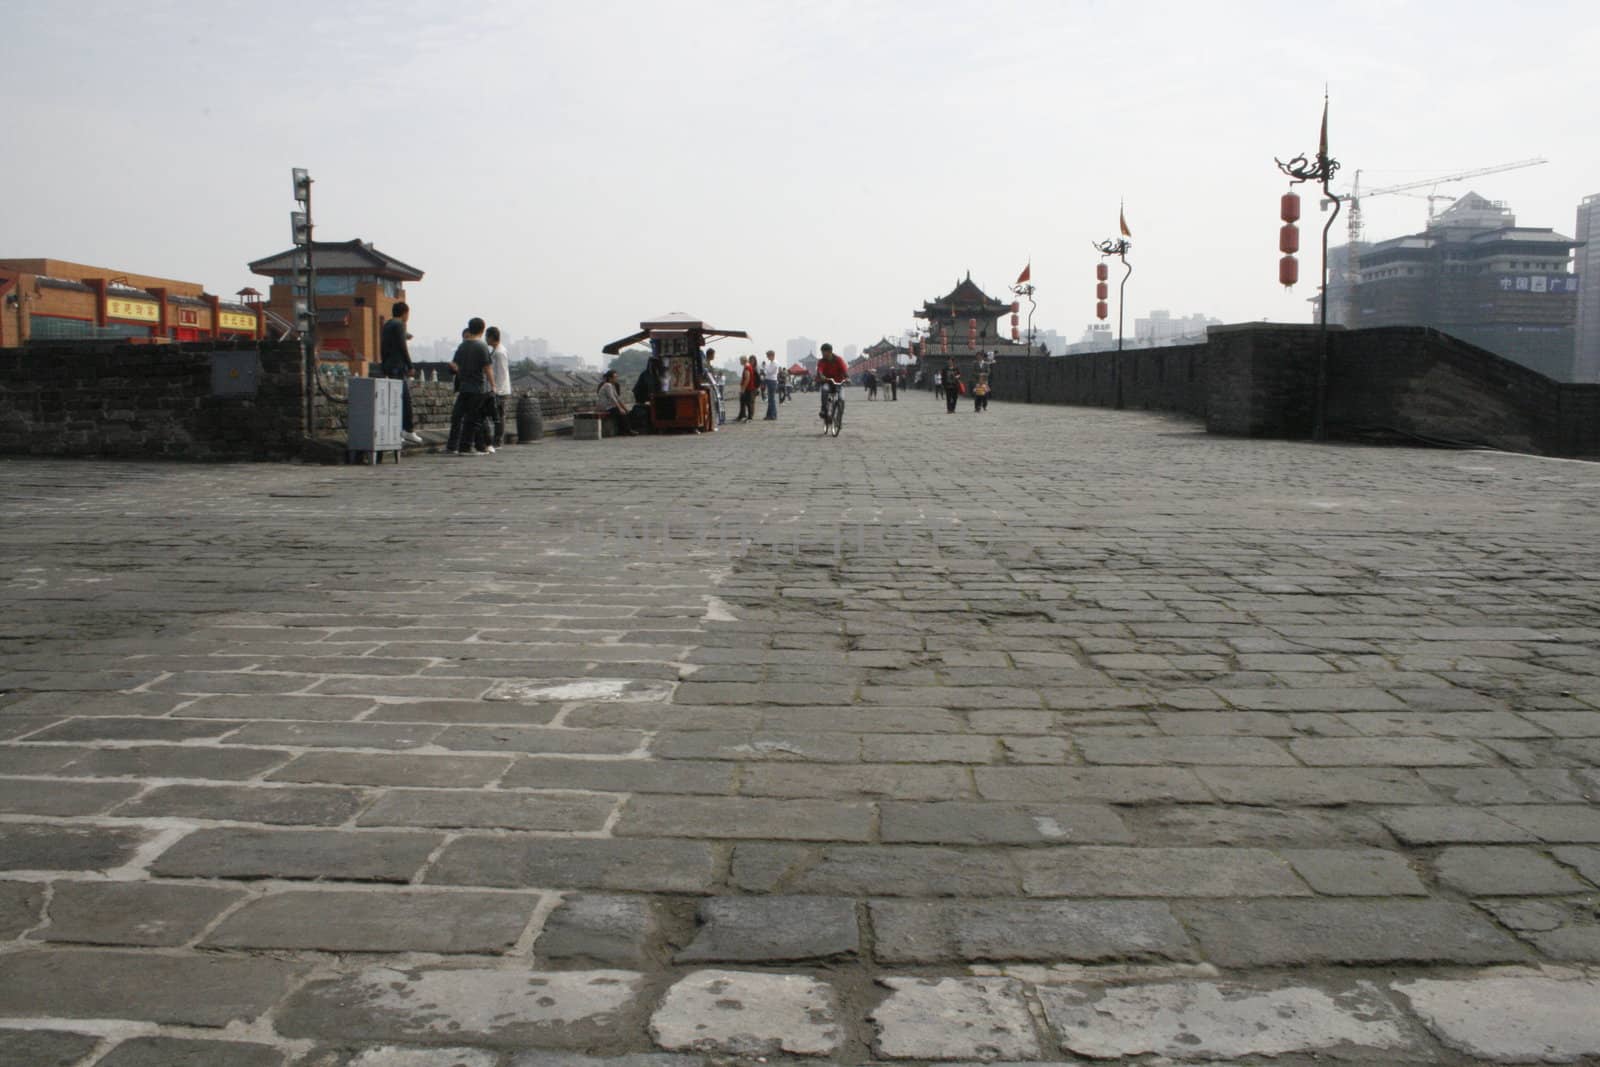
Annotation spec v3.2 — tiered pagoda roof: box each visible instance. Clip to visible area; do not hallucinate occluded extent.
[915,272,1011,323]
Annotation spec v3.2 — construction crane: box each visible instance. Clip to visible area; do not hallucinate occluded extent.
[1340,158,1547,323]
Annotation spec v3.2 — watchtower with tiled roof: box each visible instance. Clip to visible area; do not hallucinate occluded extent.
[248,239,424,373]
[914,272,1029,357]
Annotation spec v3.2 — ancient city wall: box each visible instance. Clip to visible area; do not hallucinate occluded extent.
[988,324,1600,458]
[0,340,600,459]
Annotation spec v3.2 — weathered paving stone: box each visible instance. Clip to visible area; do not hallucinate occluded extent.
[205,889,538,952]
[870,898,1193,963]
[504,756,736,795]
[1378,805,1536,844]
[1483,899,1600,961]
[428,838,718,893]
[1018,847,1309,898]
[324,1048,500,1067]
[116,783,370,825]
[650,970,840,1057]
[651,730,861,762]
[536,894,658,966]
[1038,979,1419,1060]
[22,716,243,743]
[1281,848,1428,895]
[508,1055,705,1067]
[1289,736,1489,766]
[1220,687,1406,711]
[879,801,1133,844]
[0,776,141,815]
[435,725,644,755]
[225,720,443,749]
[973,766,1211,803]
[1123,804,1389,847]
[152,828,442,882]
[277,967,645,1046]
[0,1029,101,1067]
[1488,804,1600,843]
[1554,846,1600,884]
[270,751,512,788]
[676,896,858,962]
[617,795,873,841]
[53,744,293,780]
[180,693,375,720]
[870,976,1041,1061]
[1394,975,1600,1063]
[1196,766,1438,805]
[0,823,150,872]
[1178,899,1527,966]
[0,949,303,1025]
[357,789,617,831]
[739,763,972,800]
[1077,736,1296,765]
[1433,846,1593,895]
[97,1036,285,1067]
[730,844,1019,896]
[0,881,43,937]
[39,882,244,945]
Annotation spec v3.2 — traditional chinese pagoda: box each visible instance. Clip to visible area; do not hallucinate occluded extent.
[914,273,1034,358]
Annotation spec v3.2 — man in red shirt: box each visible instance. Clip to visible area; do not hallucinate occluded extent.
[815,342,849,423]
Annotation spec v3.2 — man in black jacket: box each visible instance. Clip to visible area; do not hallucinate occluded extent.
[379,302,424,444]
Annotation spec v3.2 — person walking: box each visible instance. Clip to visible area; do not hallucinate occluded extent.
[943,362,962,414]
[486,325,511,449]
[973,373,990,413]
[379,302,424,445]
[446,318,493,455]
[705,348,724,430]
[864,368,877,401]
[761,351,780,420]
[596,369,637,436]
[739,356,759,421]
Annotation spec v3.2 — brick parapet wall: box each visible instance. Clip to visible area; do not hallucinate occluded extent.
[313,378,597,439]
[0,340,305,459]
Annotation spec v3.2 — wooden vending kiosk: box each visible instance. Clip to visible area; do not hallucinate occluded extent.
[601,313,749,434]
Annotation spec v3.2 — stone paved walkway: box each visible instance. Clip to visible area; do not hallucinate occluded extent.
[2,393,1600,1065]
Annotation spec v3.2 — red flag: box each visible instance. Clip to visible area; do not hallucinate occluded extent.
[1119,201,1131,238]
[1016,262,1031,284]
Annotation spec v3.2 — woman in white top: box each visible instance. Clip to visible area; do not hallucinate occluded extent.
[486,326,512,449]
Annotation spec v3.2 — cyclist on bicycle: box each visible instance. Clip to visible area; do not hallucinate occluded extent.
[815,342,849,424]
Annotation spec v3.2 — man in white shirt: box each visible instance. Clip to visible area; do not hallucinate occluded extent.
[486,326,512,451]
[760,351,780,420]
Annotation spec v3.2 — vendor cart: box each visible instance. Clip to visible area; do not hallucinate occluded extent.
[601,313,749,433]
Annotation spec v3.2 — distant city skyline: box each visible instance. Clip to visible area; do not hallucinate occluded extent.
[4,1,1595,362]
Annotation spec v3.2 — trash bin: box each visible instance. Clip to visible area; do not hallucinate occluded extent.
[516,393,543,442]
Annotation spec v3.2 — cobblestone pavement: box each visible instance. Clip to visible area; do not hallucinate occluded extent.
[3,393,1600,1065]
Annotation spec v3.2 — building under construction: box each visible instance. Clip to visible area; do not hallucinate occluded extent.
[1321,193,1579,380]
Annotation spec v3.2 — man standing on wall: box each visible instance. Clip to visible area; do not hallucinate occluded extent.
[486,325,511,449]
[446,318,493,455]
[380,302,424,445]
[761,351,780,420]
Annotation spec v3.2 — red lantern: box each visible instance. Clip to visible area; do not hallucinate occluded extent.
[1280,191,1301,223]
[1011,325,1020,340]
[1279,256,1299,288]
[1096,282,1109,300]
[1280,224,1299,255]
[1096,263,1109,282]
[1010,301,1020,314]
[1010,312,1019,327]
[1096,300,1109,321]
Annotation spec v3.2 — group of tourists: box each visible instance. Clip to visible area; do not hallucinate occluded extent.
[378,303,514,456]
[932,360,991,414]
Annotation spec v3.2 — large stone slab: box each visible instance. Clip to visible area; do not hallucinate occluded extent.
[649,970,840,1057]
[1434,846,1592,895]
[39,882,244,946]
[357,788,617,831]
[204,889,538,952]
[1178,899,1527,966]
[536,894,659,966]
[53,744,293,780]
[0,776,141,815]
[1395,976,1600,1063]
[427,838,718,893]
[870,976,1041,1061]
[0,823,150,872]
[1018,847,1309,897]
[676,896,859,962]
[152,828,442,882]
[96,1036,285,1067]
[729,844,1019,896]
[277,967,646,1046]
[0,1029,101,1067]
[0,950,302,1025]
[616,795,873,841]
[0,881,43,937]
[1039,979,1419,1060]
[879,801,1133,844]
[116,783,369,825]
[870,898,1193,964]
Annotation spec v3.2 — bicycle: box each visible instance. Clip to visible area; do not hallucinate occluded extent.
[821,381,845,437]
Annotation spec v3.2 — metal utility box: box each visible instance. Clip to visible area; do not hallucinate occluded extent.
[210,352,260,396]
[348,377,402,457]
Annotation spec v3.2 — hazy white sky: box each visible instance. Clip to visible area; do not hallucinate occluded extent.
[5,0,1597,358]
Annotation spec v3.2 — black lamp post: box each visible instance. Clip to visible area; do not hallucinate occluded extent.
[1274,93,1341,440]
[1093,236,1132,408]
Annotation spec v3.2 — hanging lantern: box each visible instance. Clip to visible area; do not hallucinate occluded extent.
[1279,255,1299,288]
[1096,262,1109,282]
[1280,223,1299,255]
[1280,191,1301,223]
[1096,282,1109,300]
[1096,300,1109,321]
[1010,312,1019,327]
[967,317,977,347]
[1011,325,1020,340]
[1010,300,1020,314]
